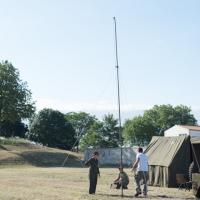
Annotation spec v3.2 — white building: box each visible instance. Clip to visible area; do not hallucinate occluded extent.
[164,125,200,137]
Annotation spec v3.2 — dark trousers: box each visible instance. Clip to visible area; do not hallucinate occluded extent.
[114,182,128,189]
[89,174,98,194]
[135,171,149,195]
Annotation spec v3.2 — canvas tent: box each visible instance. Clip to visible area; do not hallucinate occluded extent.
[145,136,192,187]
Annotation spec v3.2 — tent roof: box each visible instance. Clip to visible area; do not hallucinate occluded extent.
[145,136,189,167]
[191,137,200,144]
[179,125,200,131]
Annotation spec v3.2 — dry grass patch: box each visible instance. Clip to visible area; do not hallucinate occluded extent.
[0,167,194,200]
[0,138,83,167]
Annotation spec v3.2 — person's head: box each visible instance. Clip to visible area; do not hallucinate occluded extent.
[93,151,99,159]
[138,147,143,153]
[118,166,123,172]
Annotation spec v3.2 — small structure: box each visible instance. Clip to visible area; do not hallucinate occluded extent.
[164,125,200,138]
[84,147,136,166]
[145,136,191,187]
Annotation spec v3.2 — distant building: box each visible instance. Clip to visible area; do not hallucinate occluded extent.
[164,125,200,137]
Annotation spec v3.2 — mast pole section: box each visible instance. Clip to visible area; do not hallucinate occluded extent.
[113,16,123,197]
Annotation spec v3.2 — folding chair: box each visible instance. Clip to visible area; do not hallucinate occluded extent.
[176,174,192,191]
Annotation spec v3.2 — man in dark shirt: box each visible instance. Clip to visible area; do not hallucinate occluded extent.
[85,151,100,194]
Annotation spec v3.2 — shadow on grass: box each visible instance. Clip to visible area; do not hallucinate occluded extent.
[98,193,193,199]
[98,193,133,198]
[18,151,84,167]
[0,150,84,167]
[0,145,9,151]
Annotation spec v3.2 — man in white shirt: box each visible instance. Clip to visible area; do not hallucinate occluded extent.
[132,147,149,197]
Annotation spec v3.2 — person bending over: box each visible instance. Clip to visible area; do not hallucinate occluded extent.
[111,167,129,189]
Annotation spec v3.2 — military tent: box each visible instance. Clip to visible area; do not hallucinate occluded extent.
[145,136,191,187]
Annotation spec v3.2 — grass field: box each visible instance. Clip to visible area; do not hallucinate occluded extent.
[0,139,195,199]
[0,167,194,200]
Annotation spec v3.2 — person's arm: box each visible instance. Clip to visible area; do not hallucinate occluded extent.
[97,160,100,177]
[85,158,92,167]
[98,167,100,177]
[133,157,140,168]
[114,174,120,183]
[131,157,140,171]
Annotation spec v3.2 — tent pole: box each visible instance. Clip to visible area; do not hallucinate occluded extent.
[113,17,123,197]
[191,143,200,172]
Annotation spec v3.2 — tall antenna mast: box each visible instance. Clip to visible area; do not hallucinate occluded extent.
[113,16,123,197]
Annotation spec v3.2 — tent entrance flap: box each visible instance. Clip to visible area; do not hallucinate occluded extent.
[148,166,169,187]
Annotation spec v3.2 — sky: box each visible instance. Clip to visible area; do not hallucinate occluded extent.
[0,0,200,122]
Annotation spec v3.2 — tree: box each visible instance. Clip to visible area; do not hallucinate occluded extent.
[0,61,35,122]
[65,112,97,151]
[79,121,102,150]
[28,109,76,149]
[80,114,120,149]
[99,114,120,147]
[123,104,197,145]
[123,116,157,146]
[0,121,28,138]
[143,104,197,135]
[0,61,35,137]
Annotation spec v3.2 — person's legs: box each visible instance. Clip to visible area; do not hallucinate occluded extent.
[116,182,121,189]
[89,174,97,194]
[121,180,128,189]
[135,171,142,196]
[93,175,98,194]
[142,172,148,195]
[89,178,94,194]
[122,184,128,189]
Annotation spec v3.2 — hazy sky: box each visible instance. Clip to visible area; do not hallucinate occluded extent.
[1,0,200,121]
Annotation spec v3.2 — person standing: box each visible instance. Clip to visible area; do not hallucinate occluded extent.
[132,147,149,197]
[85,151,100,194]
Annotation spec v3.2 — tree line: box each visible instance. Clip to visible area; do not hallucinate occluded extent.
[0,61,198,150]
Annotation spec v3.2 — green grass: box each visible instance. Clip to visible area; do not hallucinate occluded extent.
[0,167,194,200]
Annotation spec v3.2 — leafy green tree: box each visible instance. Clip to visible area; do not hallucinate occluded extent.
[143,104,197,135]
[0,61,35,123]
[0,121,28,138]
[123,116,157,145]
[0,61,35,137]
[174,105,197,125]
[65,112,97,151]
[28,109,75,149]
[123,104,197,145]
[80,114,120,149]
[79,121,102,150]
[99,114,119,147]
